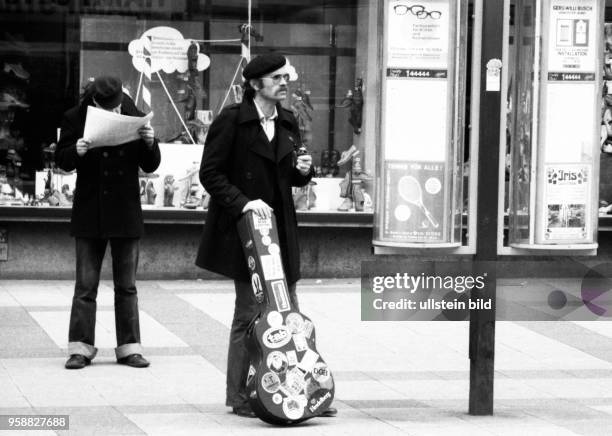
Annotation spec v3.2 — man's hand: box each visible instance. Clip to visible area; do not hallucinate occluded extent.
[296,154,312,176]
[76,138,90,156]
[138,123,155,147]
[242,199,273,219]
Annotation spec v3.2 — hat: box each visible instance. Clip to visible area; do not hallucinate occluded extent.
[243,54,288,80]
[92,76,123,109]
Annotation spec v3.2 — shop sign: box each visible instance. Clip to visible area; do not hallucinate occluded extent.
[547,0,597,74]
[540,164,591,242]
[382,161,446,242]
[387,0,450,70]
[0,0,184,14]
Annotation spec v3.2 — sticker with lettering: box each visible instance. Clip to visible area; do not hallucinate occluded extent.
[261,254,284,281]
[312,362,331,383]
[308,391,332,414]
[247,256,256,271]
[271,280,290,312]
[261,371,281,393]
[262,326,292,349]
[267,351,289,374]
[253,215,272,232]
[262,236,272,246]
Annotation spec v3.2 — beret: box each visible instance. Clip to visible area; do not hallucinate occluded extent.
[243,54,287,80]
[93,76,123,109]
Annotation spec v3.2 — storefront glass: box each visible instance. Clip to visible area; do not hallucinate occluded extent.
[0,0,374,213]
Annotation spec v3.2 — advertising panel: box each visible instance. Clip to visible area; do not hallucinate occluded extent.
[376,0,458,247]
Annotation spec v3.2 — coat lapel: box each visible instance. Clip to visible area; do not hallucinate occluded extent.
[238,99,275,162]
[276,107,296,163]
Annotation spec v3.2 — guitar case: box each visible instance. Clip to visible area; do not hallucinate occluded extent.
[237,211,335,425]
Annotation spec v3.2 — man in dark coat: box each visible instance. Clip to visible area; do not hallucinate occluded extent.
[56,76,161,370]
[196,54,338,418]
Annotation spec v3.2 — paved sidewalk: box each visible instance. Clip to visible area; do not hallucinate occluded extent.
[1,279,612,435]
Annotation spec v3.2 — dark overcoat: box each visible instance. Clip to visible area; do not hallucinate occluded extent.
[195,98,313,285]
[55,94,161,238]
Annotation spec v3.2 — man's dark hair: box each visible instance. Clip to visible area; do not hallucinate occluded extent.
[243,79,262,101]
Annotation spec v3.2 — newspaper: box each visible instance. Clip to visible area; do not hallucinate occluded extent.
[83,106,154,148]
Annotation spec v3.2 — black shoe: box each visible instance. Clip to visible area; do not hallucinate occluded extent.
[320,407,338,417]
[117,354,150,368]
[232,406,257,418]
[65,354,91,369]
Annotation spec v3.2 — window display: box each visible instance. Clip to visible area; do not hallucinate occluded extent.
[0,0,371,214]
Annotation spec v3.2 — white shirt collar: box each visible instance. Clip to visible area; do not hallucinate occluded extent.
[253,99,278,122]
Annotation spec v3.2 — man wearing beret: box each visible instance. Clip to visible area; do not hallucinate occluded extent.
[56,76,160,370]
[196,54,336,418]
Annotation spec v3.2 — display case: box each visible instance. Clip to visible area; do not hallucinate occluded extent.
[506,0,604,251]
[373,0,470,251]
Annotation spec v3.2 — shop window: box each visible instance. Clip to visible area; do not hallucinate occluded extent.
[0,0,374,213]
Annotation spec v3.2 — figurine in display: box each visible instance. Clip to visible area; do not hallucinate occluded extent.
[336,145,372,212]
[291,87,313,146]
[336,78,363,135]
[139,180,147,204]
[146,180,156,205]
[179,161,200,209]
[163,174,178,207]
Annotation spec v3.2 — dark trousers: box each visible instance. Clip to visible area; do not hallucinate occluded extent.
[226,280,298,408]
[68,237,141,357]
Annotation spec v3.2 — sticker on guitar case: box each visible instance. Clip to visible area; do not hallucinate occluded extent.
[267,311,283,327]
[271,280,290,312]
[261,371,281,393]
[292,332,308,352]
[261,254,284,281]
[285,313,304,334]
[245,239,253,249]
[312,362,331,383]
[272,393,283,405]
[282,370,306,398]
[262,236,272,246]
[251,273,265,303]
[268,243,280,255]
[282,397,304,420]
[263,326,292,349]
[303,321,314,338]
[247,256,256,271]
[297,349,319,373]
[247,364,256,386]
[267,351,289,374]
[286,350,298,366]
[253,215,272,232]
[308,391,332,413]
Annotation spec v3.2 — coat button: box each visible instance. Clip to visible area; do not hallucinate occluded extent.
[246,172,252,179]
[103,152,109,158]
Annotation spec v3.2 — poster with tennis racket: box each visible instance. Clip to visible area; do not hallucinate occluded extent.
[382,161,446,242]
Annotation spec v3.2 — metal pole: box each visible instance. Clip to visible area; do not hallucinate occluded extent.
[469,0,504,415]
